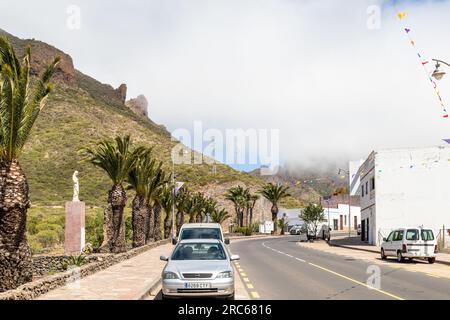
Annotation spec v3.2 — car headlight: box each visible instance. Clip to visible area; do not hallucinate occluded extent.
[163,271,179,279]
[216,271,233,278]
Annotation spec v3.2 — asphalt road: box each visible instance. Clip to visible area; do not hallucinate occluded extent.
[229,236,450,300]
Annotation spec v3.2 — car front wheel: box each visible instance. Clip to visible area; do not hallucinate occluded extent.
[396,251,404,263]
[381,249,387,260]
[428,257,436,264]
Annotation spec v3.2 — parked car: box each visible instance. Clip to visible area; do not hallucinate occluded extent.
[290,226,302,235]
[160,239,239,299]
[380,227,437,264]
[357,224,361,235]
[173,223,230,245]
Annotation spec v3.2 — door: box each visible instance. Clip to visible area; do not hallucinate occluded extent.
[339,215,343,230]
[354,216,358,230]
[361,220,366,241]
[333,219,338,231]
[384,231,396,255]
[366,218,369,243]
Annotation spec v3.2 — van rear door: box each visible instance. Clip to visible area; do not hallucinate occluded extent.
[405,229,420,256]
[420,229,435,256]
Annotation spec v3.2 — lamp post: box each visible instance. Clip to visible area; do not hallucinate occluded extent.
[338,168,351,239]
[431,59,450,81]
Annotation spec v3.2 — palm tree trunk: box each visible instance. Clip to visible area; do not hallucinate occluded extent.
[153,202,162,241]
[0,160,33,292]
[163,211,172,239]
[100,184,127,253]
[189,213,195,223]
[245,208,249,227]
[196,212,202,223]
[145,205,154,243]
[176,211,184,236]
[131,195,146,248]
[271,204,278,234]
[249,207,254,227]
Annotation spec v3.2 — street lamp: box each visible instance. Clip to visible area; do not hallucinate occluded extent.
[431,59,450,81]
[338,168,352,239]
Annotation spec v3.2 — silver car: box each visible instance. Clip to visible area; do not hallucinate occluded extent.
[160,239,239,299]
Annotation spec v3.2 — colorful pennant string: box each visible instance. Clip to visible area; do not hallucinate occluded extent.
[396,9,449,118]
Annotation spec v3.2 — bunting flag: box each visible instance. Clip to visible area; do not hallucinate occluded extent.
[396,9,449,118]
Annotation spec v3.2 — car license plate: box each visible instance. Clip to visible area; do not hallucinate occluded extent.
[184,282,210,289]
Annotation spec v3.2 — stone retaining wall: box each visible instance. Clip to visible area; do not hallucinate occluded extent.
[32,255,103,276]
[0,239,170,300]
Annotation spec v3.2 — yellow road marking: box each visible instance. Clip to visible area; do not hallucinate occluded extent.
[308,262,405,301]
[243,277,250,282]
[241,273,247,277]
[246,283,254,289]
[250,291,260,299]
[426,274,440,278]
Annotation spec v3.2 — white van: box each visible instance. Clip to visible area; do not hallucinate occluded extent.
[173,223,230,245]
[380,227,437,264]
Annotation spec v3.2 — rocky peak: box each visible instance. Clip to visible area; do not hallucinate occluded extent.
[126,94,148,117]
[115,84,127,104]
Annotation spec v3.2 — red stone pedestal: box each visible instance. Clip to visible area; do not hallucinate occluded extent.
[65,201,85,255]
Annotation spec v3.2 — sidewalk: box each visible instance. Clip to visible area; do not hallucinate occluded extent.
[329,235,450,266]
[37,243,173,300]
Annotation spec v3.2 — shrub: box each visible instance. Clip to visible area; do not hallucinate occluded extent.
[235,227,253,236]
[85,211,104,249]
[63,253,87,269]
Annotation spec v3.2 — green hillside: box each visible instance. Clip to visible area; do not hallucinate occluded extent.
[0,28,307,208]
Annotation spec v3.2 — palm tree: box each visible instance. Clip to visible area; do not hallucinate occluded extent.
[258,183,291,234]
[144,162,169,242]
[192,192,206,223]
[211,208,231,224]
[159,184,174,239]
[0,38,60,292]
[127,149,154,247]
[174,187,188,236]
[246,193,260,227]
[84,135,145,253]
[225,186,246,227]
[277,214,289,235]
[184,194,197,223]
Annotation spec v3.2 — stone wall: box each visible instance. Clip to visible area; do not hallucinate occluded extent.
[0,239,170,300]
[32,254,102,276]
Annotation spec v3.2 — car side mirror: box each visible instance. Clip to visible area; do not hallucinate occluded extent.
[225,238,230,245]
[230,254,240,261]
[383,238,387,242]
[172,237,178,245]
[160,255,169,261]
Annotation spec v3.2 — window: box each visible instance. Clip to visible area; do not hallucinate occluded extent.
[394,230,404,241]
[387,231,395,241]
[365,181,368,195]
[421,229,435,241]
[180,228,221,241]
[371,177,375,191]
[361,185,364,197]
[406,229,419,241]
[344,215,347,225]
[171,242,226,260]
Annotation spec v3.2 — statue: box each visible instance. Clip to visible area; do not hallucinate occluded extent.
[72,171,79,202]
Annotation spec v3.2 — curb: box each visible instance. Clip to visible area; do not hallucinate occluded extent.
[137,277,162,300]
[329,242,450,266]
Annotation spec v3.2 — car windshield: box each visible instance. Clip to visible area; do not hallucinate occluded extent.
[421,229,434,241]
[180,228,222,241]
[171,243,227,260]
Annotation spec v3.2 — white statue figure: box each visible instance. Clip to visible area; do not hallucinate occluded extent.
[72,171,79,202]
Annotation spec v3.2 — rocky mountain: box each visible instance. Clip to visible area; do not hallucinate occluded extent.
[0,28,312,223]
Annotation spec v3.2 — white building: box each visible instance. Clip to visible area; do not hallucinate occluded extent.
[279,200,361,232]
[355,145,450,245]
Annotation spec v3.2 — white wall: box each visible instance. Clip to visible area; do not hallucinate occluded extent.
[373,146,450,245]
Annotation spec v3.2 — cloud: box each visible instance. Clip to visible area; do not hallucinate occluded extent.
[1,0,449,169]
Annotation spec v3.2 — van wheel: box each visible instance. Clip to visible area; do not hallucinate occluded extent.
[396,251,404,263]
[381,249,387,260]
[428,257,436,264]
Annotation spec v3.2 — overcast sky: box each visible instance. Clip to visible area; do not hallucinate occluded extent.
[1,0,449,171]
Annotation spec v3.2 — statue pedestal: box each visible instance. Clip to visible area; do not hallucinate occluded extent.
[64,201,85,255]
